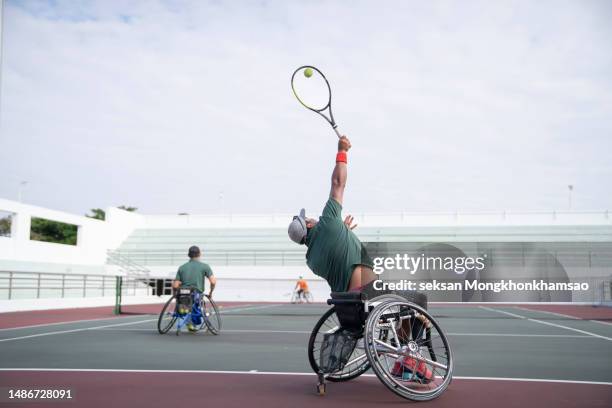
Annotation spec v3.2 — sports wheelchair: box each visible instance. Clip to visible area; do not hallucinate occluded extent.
[307,292,453,401]
[291,290,314,304]
[157,287,222,336]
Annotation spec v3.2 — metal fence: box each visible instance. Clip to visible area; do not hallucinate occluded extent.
[0,271,160,300]
[113,249,305,266]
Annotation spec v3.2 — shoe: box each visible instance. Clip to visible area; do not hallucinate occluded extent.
[390,356,433,383]
[187,323,197,332]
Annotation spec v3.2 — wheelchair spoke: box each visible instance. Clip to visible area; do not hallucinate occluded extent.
[374,338,400,353]
[344,352,368,368]
[406,352,447,371]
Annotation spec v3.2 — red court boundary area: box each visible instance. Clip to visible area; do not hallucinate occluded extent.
[516,304,612,321]
[1,371,610,408]
[0,302,252,329]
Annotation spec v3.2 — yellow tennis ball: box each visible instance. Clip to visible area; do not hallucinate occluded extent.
[304,68,313,78]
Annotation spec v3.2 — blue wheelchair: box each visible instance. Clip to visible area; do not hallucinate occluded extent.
[157,287,221,336]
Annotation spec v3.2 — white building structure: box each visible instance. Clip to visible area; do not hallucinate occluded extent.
[0,198,611,311]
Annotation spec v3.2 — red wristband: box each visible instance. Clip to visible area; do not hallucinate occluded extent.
[336,151,347,164]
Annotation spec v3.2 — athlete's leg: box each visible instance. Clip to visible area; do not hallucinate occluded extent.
[356,274,428,343]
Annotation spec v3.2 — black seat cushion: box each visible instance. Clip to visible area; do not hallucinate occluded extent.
[328,292,366,332]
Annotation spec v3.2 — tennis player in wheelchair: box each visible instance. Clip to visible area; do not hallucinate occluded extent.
[172,245,217,332]
[288,136,438,386]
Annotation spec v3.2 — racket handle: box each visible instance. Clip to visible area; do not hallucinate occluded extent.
[333,125,342,139]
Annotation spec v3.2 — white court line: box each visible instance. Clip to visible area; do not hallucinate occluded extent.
[0,303,278,332]
[512,306,579,320]
[95,328,313,334]
[515,307,612,329]
[0,318,158,343]
[590,320,612,327]
[0,304,276,343]
[447,332,589,338]
[0,368,610,386]
[92,327,591,338]
[221,304,282,314]
[479,306,525,319]
[0,315,151,332]
[479,306,612,342]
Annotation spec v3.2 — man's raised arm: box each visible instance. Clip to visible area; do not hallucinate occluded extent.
[330,136,351,205]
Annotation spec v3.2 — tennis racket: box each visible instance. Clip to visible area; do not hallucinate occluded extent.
[291,65,342,138]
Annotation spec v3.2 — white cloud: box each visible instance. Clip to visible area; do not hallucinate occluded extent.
[0,0,611,215]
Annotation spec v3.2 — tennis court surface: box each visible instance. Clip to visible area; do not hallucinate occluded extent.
[1,302,611,407]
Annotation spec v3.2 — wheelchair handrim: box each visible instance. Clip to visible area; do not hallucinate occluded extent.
[203,297,222,334]
[157,297,178,334]
[364,299,453,401]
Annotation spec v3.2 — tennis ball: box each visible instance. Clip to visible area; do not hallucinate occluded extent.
[304,68,313,78]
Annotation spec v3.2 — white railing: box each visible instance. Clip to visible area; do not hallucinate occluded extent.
[0,271,159,300]
[106,250,150,278]
[112,249,305,266]
[141,209,612,228]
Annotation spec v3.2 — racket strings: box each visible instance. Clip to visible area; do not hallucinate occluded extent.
[291,67,332,112]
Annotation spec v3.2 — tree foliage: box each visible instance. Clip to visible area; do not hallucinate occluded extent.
[86,208,106,220]
[0,215,11,237]
[85,206,137,221]
[30,217,78,245]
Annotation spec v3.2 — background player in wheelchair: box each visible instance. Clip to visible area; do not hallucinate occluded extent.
[171,245,217,333]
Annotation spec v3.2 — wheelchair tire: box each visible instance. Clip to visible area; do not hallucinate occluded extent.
[157,296,178,334]
[398,291,428,309]
[364,299,453,401]
[203,295,222,335]
[367,289,427,309]
[308,307,370,382]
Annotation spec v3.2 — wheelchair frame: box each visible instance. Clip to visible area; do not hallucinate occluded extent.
[157,287,222,336]
[309,292,453,401]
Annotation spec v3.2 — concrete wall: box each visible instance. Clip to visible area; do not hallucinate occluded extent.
[0,199,143,274]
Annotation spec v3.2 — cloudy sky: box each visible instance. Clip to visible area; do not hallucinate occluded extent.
[0,0,611,216]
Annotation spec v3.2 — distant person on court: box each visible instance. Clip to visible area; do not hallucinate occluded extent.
[287,136,432,381]
[173,246,216,299]
[294,276,310,301]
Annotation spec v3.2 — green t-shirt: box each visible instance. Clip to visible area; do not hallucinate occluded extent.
[305,198,373,292]
[175,260,213,292]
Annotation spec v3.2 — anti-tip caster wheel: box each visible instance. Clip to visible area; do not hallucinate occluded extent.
[317,383,326,396]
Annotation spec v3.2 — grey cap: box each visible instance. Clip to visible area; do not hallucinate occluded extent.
[288,208,307,244]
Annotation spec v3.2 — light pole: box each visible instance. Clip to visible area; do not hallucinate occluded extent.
[568,185,573,210]
[18,181,27,202]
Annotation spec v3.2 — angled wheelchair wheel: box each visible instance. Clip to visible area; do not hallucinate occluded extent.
[308,307,370,382]
[364,299,453,401]
[203,295,221,335]
[157,296,178,334]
